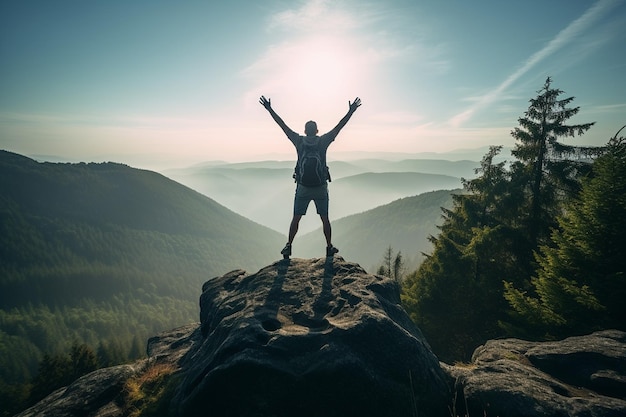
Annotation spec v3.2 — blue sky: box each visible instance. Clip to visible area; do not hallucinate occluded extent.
[1,0,625,168]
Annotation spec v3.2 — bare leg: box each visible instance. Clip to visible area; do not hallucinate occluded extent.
[288,215,302,244]
[320,215,332,246]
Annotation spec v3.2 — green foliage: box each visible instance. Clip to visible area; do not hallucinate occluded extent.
[69,343,99,379]
[24,342,99,407]
[29,352,71,403]
[402,147,525,361]
[0,380,30,417]
[0,292,194,382]
[401,79,602,362]
[505,130,626,338]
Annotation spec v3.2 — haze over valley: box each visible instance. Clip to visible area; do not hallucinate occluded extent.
[164,154,478,235]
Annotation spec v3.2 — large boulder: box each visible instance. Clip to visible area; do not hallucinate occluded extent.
[171,256,451,417]
[445,330,626,417]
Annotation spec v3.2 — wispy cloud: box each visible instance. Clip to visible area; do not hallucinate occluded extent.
[267,0,358,33]
[587,103,626,114]
[449,0,621,127]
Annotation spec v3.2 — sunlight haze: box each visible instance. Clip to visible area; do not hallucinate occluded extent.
[1,0,625,169]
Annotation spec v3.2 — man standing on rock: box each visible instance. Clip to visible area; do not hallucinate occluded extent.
[260,95,361,259]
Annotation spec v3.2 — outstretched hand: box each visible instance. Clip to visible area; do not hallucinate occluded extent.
[349,97,362,113]
[259,95,271,110]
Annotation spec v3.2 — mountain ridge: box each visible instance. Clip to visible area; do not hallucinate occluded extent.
[0,150,286,388]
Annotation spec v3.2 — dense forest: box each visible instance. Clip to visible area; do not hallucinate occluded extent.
[401,78,626,362]
[0,153,285,415]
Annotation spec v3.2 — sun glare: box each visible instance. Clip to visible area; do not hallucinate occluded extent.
[288,37,357,99]
[266,35,367,115]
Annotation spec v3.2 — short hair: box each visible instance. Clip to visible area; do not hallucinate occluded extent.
[304,120,318,136]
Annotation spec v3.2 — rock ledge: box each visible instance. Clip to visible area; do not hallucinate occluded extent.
[172,256,450,417]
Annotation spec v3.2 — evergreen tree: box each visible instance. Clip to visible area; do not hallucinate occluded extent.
[376,246,405,283]
[28,343,99,407]
[377,246,394,278]
[69,343,98,380]
[29,353,72,404]
[402,147,518,361]
[505,129,626,337]
[97,339,126,367]
[392,251,405,283]
[510,76,597,248]
[129,335,145,360]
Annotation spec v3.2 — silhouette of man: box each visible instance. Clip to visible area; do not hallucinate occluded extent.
[260,95,361,258]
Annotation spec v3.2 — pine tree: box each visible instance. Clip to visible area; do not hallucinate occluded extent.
[69,343,98,380]
[377,246,394,278]
[29,353,72,404]
[510,77,597,248]
[377,246,405,283]
[392,251,404,283]
[505,128,626,337]
[129,335,145,360]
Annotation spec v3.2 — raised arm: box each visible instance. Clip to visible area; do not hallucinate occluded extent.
[259,96,296,137]
[328,97,361,137]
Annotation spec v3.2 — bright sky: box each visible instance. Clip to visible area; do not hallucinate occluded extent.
[1,0,625,169]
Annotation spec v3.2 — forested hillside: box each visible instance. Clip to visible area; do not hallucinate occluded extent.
[0,151,285,392]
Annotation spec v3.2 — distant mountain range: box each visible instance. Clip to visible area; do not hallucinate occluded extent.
[164,158,476,234]
[296,189,459,271]
[28,145,509,169]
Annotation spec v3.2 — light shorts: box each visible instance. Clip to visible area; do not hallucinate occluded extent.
[293,183,329,216]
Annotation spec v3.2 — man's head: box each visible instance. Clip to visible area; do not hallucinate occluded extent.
[304,120,318,136]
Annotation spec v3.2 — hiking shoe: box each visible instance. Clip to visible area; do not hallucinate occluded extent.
[326,245,339,257]
[281,243,292,258]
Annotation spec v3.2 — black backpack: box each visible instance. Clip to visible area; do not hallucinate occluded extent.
[293,141,331,186]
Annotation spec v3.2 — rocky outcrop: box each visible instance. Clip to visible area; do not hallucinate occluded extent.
[14,362,146,417]
[16,257,626,417]
[14,323,199,417]
[445,330,626,417]
[171,256,450,417]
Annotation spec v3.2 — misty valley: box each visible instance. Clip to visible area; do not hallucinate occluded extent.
[164,157,476,235]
